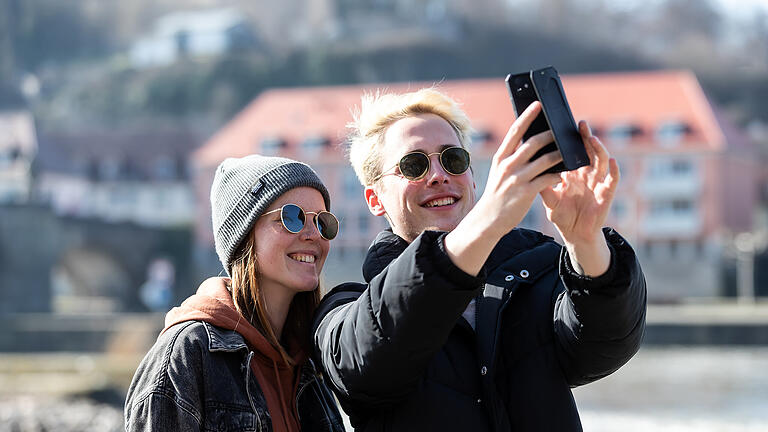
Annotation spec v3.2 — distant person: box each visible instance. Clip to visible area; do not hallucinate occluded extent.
[125,155,345,432]
[312,88,647,431]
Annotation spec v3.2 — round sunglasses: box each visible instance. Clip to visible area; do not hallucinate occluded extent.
[373,146,471,182]
[261,204,339,240]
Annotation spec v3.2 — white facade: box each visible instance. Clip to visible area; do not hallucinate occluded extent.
[37,173,195,228]
[130,8,247,68]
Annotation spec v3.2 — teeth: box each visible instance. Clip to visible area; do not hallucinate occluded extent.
[425,197,456,208]
[289,254,316,263]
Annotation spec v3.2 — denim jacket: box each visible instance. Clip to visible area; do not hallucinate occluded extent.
[125,320,346,431]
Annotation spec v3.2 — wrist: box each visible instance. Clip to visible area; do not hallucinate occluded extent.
[445,208,503,276]
[565,231,610,277]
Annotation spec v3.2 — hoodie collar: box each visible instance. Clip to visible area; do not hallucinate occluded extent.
[163,279,306,366]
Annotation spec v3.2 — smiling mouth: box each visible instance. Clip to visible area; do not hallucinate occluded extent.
[289,253,316,263]
[422,197,457,208]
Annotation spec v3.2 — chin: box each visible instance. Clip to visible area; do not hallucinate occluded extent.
[293,280,320,293]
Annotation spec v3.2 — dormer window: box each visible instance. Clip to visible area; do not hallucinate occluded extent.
[607,123,643,145]
[260,137,286,156]
[301,136,330,158]
[656,121,692,147]
[469,130,492,148]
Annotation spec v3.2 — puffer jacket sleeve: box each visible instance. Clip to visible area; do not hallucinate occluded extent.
[553,227,647,387]
[313,230,484,407]
[124,322,205,431]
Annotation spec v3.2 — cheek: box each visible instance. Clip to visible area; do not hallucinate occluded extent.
[255,234,286,265]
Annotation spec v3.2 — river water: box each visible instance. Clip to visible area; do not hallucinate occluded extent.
[575,346,768,431]
[0,346,766,431]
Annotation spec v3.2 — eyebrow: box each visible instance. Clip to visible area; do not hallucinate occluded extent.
[405,144,456,154]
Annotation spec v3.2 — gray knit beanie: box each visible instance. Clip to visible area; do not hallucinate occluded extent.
[210,155,331,275]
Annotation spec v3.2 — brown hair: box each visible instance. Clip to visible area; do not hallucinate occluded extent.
[229,229,321,366]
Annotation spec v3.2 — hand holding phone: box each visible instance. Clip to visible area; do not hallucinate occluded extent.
[505,66,589,173]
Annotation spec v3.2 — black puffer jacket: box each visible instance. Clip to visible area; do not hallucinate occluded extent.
[313,227,646,431]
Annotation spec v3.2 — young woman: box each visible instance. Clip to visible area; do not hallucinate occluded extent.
[125,155,345,432]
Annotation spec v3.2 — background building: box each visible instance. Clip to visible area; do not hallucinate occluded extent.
[192,70,760,300]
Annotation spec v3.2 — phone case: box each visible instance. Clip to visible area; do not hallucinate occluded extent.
[505,66,589,172]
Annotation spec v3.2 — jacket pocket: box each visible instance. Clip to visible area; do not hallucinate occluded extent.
[203,402,262,432]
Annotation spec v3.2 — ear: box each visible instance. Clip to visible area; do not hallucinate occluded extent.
[365,186,387,216]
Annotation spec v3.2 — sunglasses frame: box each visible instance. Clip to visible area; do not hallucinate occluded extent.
[372,146,471,183]
[261,204,339,240]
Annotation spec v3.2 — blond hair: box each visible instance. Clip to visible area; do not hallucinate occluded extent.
[347,87,474,186]
[230,229,320,366]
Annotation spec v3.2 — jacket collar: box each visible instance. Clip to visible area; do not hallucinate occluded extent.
[203,322,320,385]
[203,321,249,352]
[362,229,409,283]
[361,228,555,283]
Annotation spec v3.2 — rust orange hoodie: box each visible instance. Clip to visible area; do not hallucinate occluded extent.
[163,279,306,432]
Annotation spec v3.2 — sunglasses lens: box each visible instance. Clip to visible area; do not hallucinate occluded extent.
[399,153,430,180]
[280,204,305,233]
[441,147,470,175]
[316,212,339,240]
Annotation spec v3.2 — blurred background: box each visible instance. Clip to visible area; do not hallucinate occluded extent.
[1,0,767,430]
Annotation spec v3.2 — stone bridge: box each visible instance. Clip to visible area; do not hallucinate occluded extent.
[0,203,192,314]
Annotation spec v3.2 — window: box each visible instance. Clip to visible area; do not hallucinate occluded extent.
[469,130,492,148]
[152,156,177,181]
[99,158,123,181]
[607,123,643,145]
[656,121,692,146]
[612,199,627,220]
[343,168,362,199]
[648,157,694,178]
[358,210,370,233]
[650,199,694,217]
[671,160,692,175]
[260,138,285,156]
[301,136,330,158]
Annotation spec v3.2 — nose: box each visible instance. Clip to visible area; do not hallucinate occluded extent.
[300,214,323,240]
[425,154,449,186]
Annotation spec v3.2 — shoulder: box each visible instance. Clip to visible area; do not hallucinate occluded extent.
[157,321,211,356]
[135,321,212,389]
[314,283,366,329]
[126,321,211,413]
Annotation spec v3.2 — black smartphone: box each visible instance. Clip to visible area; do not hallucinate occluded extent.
[505,66,589,173]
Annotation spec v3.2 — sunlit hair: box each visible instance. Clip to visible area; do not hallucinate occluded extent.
[229,229,320,366]
[347,87,475,186]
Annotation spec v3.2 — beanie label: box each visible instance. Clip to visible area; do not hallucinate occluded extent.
[250,181,263,195]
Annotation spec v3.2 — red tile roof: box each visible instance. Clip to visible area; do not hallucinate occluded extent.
[194,70,726,167]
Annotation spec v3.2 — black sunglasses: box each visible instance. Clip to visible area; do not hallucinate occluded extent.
[262,204,339,240]
[373,146,471,182]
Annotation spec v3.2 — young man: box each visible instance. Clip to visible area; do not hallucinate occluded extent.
[312,88,647,431]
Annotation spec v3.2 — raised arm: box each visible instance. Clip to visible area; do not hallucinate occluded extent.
[539,121,646,385]
[313,230,483,407]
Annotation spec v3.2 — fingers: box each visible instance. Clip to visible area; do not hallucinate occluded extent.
[513,130,554,164]
[591,135,610,182]
[536,174,563,203]
[579,121,597,163]
[518,150,562,180]
[604,158,620,197]
[578,120,610,184]
[495,101,543,160]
